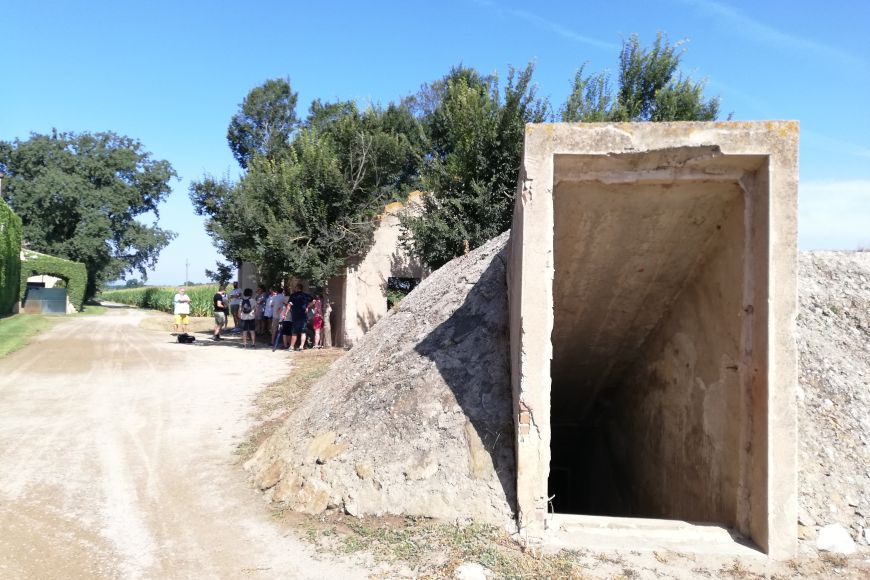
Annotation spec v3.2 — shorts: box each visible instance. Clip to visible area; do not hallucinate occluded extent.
[214,311,226,326]
[271,316,281,333]
[292,319,307,334]
[241,319,255,331]
[174,314,189,325]
[281,320,293,334]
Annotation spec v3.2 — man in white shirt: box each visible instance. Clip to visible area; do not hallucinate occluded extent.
[229,281,242,332]
[173,287,191,334]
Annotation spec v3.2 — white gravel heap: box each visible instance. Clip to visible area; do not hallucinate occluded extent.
[797,251,870,549]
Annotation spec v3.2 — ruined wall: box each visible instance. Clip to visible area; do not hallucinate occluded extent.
[339,193,427,347]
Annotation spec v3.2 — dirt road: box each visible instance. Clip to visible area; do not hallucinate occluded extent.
[0,306,365,579]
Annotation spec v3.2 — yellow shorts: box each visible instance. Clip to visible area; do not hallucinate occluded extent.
[174,314,190,325]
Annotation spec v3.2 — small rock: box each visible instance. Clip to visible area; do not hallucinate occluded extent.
[816,523,857,554]
[798,506,817,527]
[455,562,490,580]
[798,525,817,541]
[355,463,373,479]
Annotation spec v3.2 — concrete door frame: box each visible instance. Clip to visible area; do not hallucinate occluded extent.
[508,122,799,559]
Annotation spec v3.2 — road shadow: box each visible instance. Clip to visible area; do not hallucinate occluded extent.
[413,245,516,514]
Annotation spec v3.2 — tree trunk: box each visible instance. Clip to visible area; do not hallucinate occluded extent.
[322,285,333,348]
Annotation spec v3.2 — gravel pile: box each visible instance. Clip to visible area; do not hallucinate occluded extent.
[796,251,870,550]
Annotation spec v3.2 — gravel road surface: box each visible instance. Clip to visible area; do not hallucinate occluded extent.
[0,306,364,579]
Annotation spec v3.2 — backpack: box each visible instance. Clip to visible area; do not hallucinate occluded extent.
[241,298,253,314]
[177,333,196,344]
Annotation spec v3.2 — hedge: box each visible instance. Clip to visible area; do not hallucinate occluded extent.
[20,250,88,311]
[0,200,23,315]
[99,284,218,317]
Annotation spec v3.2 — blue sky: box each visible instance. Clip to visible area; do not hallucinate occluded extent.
[3,0,868,284]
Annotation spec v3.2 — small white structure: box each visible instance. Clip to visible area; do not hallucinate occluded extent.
[237,192,428,347]
[25,276,75,314]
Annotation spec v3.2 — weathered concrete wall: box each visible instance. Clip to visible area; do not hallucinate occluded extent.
[337,193,427,347]
[509,122,798,558]
[238,262,259,292]
[600,190,745,525]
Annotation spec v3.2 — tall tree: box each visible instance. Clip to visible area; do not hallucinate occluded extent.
[0,130,177,298]
[192,97,425,286]
[401,64,550,269]
[227,77,299,169]
[562,33,719,122]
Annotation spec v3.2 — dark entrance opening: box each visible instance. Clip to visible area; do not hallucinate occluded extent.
[548,165,747,526]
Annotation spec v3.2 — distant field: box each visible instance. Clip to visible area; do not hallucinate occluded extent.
[100,285,217,316]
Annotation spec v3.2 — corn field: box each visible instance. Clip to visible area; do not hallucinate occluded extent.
[99,285,217,316]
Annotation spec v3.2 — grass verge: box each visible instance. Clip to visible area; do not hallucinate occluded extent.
[0,302,107,358]
[0,314,63,358]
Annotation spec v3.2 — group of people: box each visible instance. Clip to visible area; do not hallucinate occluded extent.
[205,281,325,350]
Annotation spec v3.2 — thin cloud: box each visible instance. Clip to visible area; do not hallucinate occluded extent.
[799,180,870,250]
[677,0,864,69]
[472,0,616,51]
[802,130,870,161]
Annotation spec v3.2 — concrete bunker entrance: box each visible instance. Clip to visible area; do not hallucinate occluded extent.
[548,150,768,532]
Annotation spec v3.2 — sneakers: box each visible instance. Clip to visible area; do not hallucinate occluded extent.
[212,335,223,341]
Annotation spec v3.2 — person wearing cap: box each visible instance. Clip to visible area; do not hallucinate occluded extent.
[173,287,191,334]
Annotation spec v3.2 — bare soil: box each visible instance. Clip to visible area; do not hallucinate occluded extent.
[0,304,367,579]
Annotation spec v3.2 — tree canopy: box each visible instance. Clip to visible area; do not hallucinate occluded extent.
[227,77,299,169]
[400,64,549,268]
[194,32,722,283]
[404,33,720,269]
[561,33,719,122]
[0,130,177,298]
[192,86,425,286]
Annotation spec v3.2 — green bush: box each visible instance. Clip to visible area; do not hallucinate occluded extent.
[19,250,88,311]
[99,284,217,316]
[0,200,23,315]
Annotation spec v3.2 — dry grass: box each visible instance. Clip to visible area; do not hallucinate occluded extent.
[236,348,344,459]
[289,512,588,579]
[137,309,217,334]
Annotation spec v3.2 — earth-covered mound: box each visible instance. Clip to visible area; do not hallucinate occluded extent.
[245,232,516,524]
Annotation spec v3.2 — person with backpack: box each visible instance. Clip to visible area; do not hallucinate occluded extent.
[238,288,257,348]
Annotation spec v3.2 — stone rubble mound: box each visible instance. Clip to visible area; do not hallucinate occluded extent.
[797,251,870,550]
[244,232,516,524]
